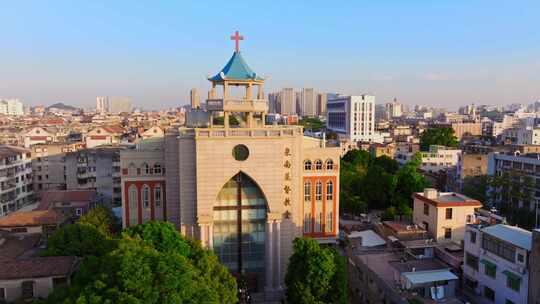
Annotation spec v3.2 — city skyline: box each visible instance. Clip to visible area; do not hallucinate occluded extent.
[1,1,539,109]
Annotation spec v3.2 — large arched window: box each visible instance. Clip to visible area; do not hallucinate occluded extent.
[304,160,312,171]
[315,159,323,170]
[326,181,334,201]
[315,181,323,201]
[154,185,162,207]
[142,185,150,208]
[213,172,267,284]
[126,185,139,220]
[154,163,162,175]
[325,201,333,233]
[325,159,334,170]
[304,181,311,201]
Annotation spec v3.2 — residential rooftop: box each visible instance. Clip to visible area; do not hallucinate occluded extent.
[414,188,482,208]
[0,210,63,228]
[0,256,78,280]
[0,145,30,159]
[482,224,532,251]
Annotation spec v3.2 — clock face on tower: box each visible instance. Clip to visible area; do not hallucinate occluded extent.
[232,144,249,161]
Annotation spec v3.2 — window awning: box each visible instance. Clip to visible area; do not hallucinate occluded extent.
[480,259,496,268]
[502,270,521,281]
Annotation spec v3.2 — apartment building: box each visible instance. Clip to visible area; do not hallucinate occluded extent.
[451,122,482,140]
[31,142,85,192]
[449,153,489,192]
[413,188,481,243]
[487,153,540,216]
[84,126,123,148]
[419,145,461,173]
[326,95,376,143]
[530,229,540,304]
[0,146,34,217]
[21,127,56,148]
[65,146,124,205]
[464,224,531,304]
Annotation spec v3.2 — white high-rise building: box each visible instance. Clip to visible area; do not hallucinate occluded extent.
[326,95,376,142]
[0,99,24,116]
[96,96,132,114]
[109,97,132,114]
[96,96,108,113]
[385,98,403,119]
[190,88,200,109]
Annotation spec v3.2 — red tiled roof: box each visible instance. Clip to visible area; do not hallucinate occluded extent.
[29,136,50,140]
[0,210,63,227]
[102,126,124,134]
[37,190,97,211]
[0,232,41,262]
[0,256,78,280]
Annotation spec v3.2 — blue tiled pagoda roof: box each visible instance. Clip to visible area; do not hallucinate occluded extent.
[209,51,263,82]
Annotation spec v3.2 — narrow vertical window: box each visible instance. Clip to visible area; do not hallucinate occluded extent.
[154,185,162,207]
[128,185,138,210]
[326,181,333,201]
[304,181,311,201]
[142,185,150,208]
[315,181,322,200]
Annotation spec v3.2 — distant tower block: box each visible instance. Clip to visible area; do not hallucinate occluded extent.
[190,88,200,109]
[206,31,267,128]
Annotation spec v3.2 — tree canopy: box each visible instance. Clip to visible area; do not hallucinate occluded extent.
[213,115,240,126]
[43,223,115,257]
[299,117,325,132]
[340,150,428,217]
[487,171,537,230]
[419,127,458,151]
[41,221,237,304]
[285,237,347,304]
[78,206,118,237]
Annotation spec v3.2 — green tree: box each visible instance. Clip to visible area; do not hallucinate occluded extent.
[79,206,118,236]
[462,175,488,203]
[299,117,325,132]
[43,221,237,304]
[285,237,347,304]
[487,170,537,230]
[43,223,115,257]
[420,127,459,151]
[339,149,427,215]
[126,221,237,303]
[213,115,240,126]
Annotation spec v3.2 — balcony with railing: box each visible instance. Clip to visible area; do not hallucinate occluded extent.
[206,98,268,113]
[178,125,303,139]
[1,182,16,191]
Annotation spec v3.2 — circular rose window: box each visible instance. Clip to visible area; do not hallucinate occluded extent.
[232,145,249,161]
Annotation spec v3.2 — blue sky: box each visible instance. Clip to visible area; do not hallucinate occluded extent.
[1,1,539,109]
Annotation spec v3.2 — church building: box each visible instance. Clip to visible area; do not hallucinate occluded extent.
[120,32,340,300]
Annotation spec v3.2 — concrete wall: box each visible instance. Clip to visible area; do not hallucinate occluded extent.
[413,198,475,243]
[0,277,57,302]
[530,230,540,304]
